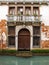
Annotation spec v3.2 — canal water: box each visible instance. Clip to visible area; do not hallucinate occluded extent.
[0,56,49,65]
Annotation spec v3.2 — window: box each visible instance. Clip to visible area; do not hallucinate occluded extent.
[33,36,40,47]
[33,26,40,35]
[33,7,39,15]
[8,36,15,46]
[17,7,23,15]
[9,7,15,15]
[33,26,40,48]
[25,7,31,15]
[8,26,15,35]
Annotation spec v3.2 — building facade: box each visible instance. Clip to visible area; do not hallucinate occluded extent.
[0,0,49,50]
[7,1,41,50]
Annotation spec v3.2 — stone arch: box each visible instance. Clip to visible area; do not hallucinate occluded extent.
[15,26,33,50]
[18,28,30,35]
[16,26,32,36]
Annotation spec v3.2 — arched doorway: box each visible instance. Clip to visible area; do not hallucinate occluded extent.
[18,28,30,51]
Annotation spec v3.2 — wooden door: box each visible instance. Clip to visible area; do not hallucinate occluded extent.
[18,29,30,51]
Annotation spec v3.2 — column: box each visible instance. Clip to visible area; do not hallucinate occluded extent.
[15,5,17,15]
[30,36,33,50]
[31,5,33,15]
[30,26,33,50]
[23,5,25,15]
[15,36,18,50]
[8,6,10,15]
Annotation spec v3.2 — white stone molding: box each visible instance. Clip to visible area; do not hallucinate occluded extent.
[15,25,33,50]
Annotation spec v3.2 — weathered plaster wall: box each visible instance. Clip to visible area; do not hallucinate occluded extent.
[0,5,8,21]
[0,20,7,49]
[41,23,49,48]
[40,5,49,25]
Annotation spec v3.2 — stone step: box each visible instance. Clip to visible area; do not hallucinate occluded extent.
[16,51,32,57]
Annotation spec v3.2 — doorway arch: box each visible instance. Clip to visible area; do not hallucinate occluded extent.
[18,28,30,51]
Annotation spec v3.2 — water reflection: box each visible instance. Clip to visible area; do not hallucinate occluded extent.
[16,61,18,65]
[0,56,49,65]
[30,60,49,65]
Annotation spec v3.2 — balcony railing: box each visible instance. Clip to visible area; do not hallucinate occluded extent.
[7,15,42,22]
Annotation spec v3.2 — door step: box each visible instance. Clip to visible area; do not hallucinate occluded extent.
[16,51,32,57]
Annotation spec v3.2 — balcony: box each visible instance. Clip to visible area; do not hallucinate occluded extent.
[7,15,42,22]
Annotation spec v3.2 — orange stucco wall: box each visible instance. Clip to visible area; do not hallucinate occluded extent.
[41,23,49,48]
[0,19,7,49]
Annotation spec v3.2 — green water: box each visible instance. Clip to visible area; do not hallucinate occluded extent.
[0,56,49,65]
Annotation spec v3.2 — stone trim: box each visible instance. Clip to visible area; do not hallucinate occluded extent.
[15,25,33,50]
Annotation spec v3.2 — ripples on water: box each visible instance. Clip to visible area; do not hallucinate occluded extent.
[0,56,49,65]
